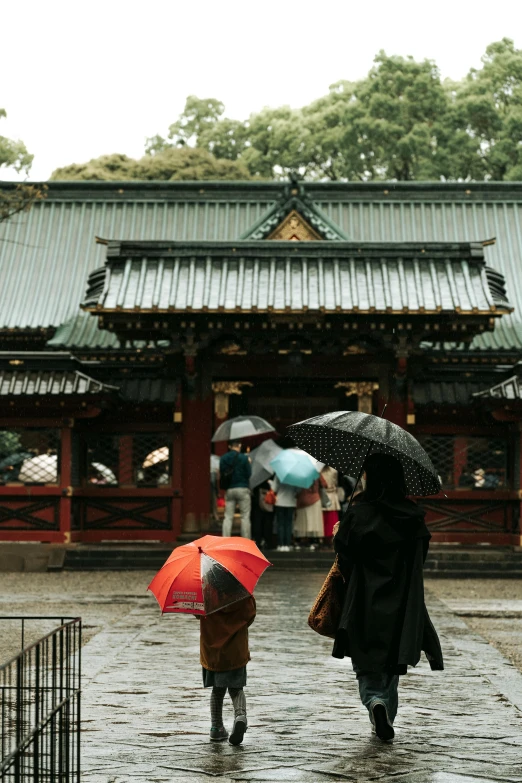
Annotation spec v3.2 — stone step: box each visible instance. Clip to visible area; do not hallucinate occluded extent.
[2,541,522,575]
[61,545,522,577]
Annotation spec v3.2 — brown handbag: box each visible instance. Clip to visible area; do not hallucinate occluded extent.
[308,558,345,639]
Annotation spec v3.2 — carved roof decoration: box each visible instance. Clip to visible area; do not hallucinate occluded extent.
[267,210,322,241]
[240,180,349,241]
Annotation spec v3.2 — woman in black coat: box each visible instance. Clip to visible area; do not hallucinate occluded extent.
[333,453,443,741]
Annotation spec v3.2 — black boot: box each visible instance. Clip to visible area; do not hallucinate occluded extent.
[372,703,394,741]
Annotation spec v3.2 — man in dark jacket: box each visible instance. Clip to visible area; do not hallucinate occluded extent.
[220,441,252,538]
[333,454,443,741]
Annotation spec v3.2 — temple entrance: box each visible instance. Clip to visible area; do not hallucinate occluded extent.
[224,378,367,445]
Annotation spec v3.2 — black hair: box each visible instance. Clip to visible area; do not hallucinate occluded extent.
[363,453,407,502]
[228,440,242,448]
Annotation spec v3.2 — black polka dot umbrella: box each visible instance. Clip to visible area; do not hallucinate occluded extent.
[287,411,441,497]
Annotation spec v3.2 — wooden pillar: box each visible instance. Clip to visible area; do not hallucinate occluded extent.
[59,425,72,544]
[182,394,213,533]
[118,435,133,485]
[454,437,468,489]
[386,357,408,428]
[213,391,228,458]
[171,428,183,539]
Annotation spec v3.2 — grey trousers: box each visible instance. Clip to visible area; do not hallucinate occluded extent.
[223,487,251,538]
[353,666,399,725]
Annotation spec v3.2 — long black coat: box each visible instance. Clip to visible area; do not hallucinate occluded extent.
[333,496,443,675]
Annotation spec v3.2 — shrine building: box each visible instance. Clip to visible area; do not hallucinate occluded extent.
[0,178,521,545]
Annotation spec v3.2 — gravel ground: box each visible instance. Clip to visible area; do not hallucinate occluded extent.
[426,578,522,673]
[1,572,522,677]
[0,571,158,664]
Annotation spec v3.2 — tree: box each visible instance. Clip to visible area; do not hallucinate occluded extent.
[0,109,44,223]
[51,40,522,183]
[51,153,138,181]
[136,147,250,180]
[452,38,522,180]
[50,147,251,181]
[0,109,33,174]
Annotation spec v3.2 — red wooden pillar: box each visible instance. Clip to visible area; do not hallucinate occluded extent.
[182,394,213,532]
[213,392,228,458]
[171,428,183,539]
[59,426,72,544]
[119,435,134,485]
[386,357,408,428]
[453,437,468,488]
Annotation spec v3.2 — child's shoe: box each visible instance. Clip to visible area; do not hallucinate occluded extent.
[229,715,247,745]
[210,725,229,742]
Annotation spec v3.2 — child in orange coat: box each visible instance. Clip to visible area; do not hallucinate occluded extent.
[199,595,256,744]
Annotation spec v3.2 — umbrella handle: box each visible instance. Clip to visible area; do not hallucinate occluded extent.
[346,402,387,510]
[346,443,373,511]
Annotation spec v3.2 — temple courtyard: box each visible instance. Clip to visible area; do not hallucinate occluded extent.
[1,570,522,782]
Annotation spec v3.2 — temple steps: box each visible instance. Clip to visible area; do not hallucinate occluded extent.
[60,543,522,577]
[1,542,522,576]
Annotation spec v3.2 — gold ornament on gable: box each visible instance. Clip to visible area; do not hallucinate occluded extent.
[267,210,322,241]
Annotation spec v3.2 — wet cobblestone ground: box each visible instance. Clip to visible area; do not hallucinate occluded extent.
[71,572,522,783]
[1,572,521,781]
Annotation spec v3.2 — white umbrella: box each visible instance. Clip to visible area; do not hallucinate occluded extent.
[143,447,169,468]
[91,462,117,484]
[212,416,276,443]
[18,454,57,483]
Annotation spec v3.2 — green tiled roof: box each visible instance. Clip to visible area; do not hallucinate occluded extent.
[0,369,118,397]
[83,240,510,316]
[413,381,485,406]
[48,313,119,349]
[0,180,521,350]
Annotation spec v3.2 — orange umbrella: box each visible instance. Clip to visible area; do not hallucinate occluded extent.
[148,535,271,616]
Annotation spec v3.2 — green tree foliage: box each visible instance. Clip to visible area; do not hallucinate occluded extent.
[0,109,33,174]
[452,38,522,180]
[51,147,250,181]
[51,40,522,182]
[0,109,44,222]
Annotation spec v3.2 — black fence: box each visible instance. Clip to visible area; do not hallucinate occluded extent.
[0,617,81,782]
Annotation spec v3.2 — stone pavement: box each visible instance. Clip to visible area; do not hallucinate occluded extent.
[81,572,522,783]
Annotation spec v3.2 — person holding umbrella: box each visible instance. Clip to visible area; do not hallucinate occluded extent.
[332,453,443,740]
[288,411,444,741]
[148,535,271,745]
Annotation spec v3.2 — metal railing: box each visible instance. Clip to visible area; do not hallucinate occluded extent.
[0,617,81,782]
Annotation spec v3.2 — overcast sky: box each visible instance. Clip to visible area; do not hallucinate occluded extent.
[1,0,521,181]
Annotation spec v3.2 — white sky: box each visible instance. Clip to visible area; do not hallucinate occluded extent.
[1,0,521,181]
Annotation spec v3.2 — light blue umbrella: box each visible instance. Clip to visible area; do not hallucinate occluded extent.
[270,449,320,489]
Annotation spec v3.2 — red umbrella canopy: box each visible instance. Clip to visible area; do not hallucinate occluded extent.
[148,535,271,616]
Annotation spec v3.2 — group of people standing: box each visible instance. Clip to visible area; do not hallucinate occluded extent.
[217,440,346,550]
[270,464,342,551]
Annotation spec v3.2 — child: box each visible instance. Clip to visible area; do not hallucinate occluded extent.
[200,595,256,744]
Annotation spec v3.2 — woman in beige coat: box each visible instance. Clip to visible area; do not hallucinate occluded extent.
[321,466,341,547]
[295,474,327,550]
